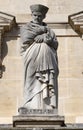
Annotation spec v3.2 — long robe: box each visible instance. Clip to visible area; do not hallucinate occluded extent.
[20,21,59,109]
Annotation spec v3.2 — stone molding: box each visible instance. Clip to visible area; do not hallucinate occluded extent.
[13,115,65,128]
[0,12,16,78]
[68,11,83,39]
[0,123,83,130]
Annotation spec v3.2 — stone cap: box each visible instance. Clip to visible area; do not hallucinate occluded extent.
[68,11,83,39]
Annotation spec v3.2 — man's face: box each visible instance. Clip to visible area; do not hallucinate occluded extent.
[32,12,45,24]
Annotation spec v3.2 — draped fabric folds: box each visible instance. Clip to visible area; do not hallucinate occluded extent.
[20,21,59,109]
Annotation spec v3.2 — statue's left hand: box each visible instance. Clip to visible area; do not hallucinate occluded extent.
[34,35,44,43]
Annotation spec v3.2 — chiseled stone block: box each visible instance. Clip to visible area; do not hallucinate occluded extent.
[13,108,65,128]
[1,123,83,130]
[13,115,65,128]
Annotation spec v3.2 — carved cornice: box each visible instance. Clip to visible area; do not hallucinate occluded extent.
[68,11,83,39]
[0,12,16,78]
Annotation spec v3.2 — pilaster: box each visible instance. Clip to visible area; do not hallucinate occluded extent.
[0,12,16,78]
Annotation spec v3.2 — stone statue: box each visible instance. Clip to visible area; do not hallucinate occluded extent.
[20,4,59,110]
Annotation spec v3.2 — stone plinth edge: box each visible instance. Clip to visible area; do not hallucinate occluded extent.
[13,115,65,128]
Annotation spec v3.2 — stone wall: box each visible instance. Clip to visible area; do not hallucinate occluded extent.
[0,0,83,22]
[0,0,83,124]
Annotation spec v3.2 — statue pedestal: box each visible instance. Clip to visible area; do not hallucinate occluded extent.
[13,115,65,128]
[13,107,65,129]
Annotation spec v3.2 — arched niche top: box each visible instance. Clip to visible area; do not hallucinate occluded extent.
[0,12,16,78]
[68,11,83,39]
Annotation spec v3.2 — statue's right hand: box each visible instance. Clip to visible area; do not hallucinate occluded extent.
[34,35,44,43]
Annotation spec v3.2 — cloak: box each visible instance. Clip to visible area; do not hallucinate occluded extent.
[20,21,59,108]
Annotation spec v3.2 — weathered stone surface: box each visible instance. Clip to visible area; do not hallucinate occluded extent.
[13,109,65,128]
[0,12,16,78]
[0,26,83,124]
[18,108,58,115]
[0,0,83,124]
[0,123,83,130]
[68,11,83,38]
[13,114,65,128]
[0,0,83,22]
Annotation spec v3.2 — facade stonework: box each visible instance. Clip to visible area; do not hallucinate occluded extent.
[0,0,83,124]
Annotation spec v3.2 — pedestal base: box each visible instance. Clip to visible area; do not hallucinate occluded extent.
[13,115,65,128]
[13,108,65,128]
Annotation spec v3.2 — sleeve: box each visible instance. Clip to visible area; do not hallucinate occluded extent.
[20,24,34,54]
[51,30,58,50]
[44,29,58,51]
[20,25,34,45]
